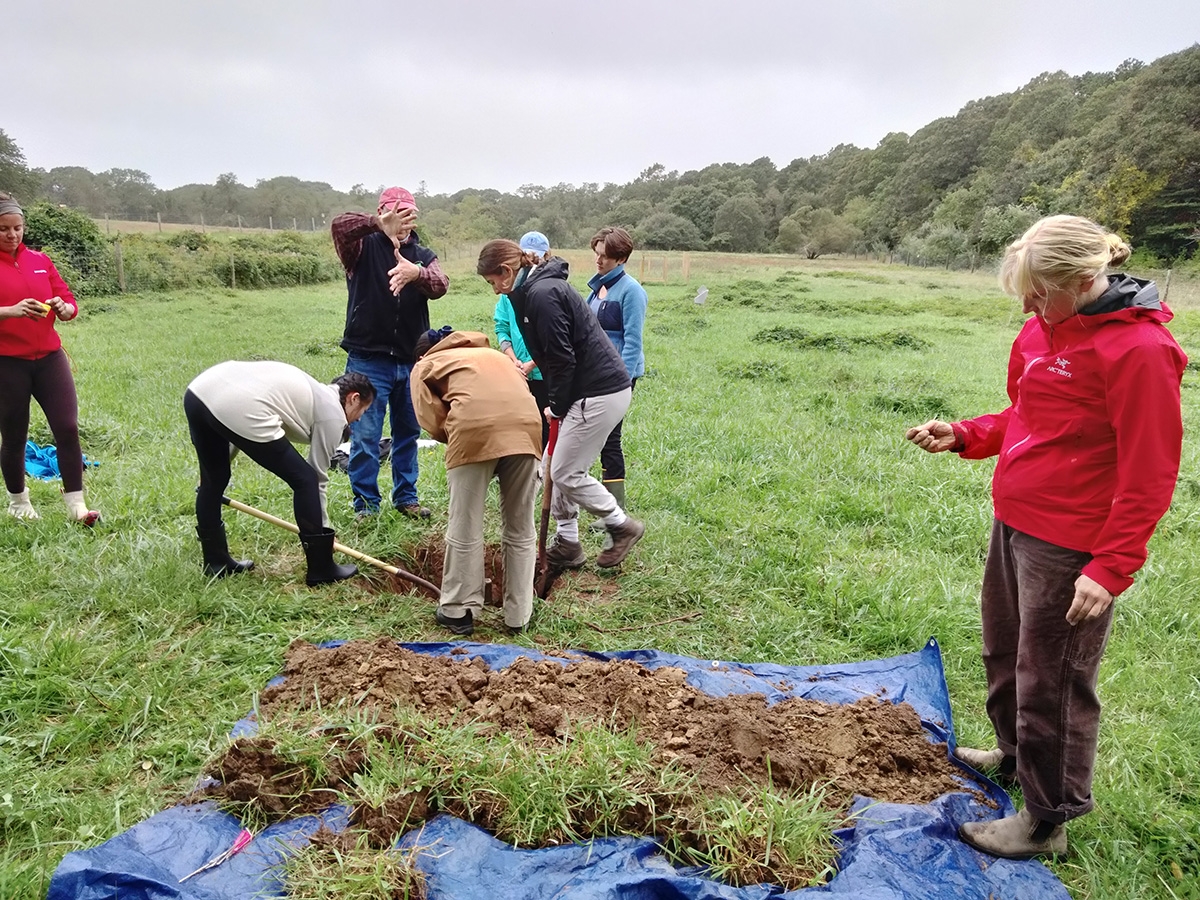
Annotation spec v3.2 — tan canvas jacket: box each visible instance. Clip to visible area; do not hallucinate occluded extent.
[411,331,542,469]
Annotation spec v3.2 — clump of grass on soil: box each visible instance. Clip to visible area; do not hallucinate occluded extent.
[190,639,971,891]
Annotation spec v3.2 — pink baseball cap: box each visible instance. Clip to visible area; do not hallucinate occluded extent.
[378,186,418,211]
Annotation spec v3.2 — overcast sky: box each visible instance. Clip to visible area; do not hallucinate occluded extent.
[9,2,1199,196]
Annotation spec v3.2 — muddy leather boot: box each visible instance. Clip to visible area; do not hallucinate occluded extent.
[955,746,1017,786]
[959,807,1067,860]
[197,525,254,577]
[300,528,358,586]
[596,517,645,568]
[544,534,586,568]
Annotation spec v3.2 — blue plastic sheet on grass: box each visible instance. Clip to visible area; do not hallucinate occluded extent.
[48,638,1071,900]
[25,440,99,481]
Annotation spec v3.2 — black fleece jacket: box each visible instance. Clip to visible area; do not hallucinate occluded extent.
[506,258,630,417]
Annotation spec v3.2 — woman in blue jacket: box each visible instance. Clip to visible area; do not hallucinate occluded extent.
[585,227,647,512]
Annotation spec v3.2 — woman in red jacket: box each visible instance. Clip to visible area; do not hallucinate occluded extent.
[0,193,99,523]
[906,215,1186,860]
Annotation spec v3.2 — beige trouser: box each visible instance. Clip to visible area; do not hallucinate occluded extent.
[441,454,538,629]
[550,388,632,523]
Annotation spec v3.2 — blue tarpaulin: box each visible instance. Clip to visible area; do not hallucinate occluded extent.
[48,639,1071,900]
[25,440,99,481]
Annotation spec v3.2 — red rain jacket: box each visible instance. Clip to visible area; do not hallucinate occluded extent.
[952,275,1186,596]
[0,244,78,360]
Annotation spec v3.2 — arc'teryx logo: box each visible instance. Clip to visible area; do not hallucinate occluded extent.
[1048,356,1072,378]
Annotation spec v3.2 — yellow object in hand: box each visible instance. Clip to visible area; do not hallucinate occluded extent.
[37,301,52,317]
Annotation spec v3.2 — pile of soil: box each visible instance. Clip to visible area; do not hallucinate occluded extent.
[196,638,974,854]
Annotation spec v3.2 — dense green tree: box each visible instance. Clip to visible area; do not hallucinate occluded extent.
[0,129,37,200]
[635,212,705,250]
[711,195,766,252]
[776,206,861,258]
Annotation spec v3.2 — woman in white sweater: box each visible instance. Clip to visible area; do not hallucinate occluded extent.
[184,361,374,585]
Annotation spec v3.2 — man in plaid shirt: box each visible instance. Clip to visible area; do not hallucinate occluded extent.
[331,186,449,519]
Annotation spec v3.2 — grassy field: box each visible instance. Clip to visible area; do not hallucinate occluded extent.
[2,253,1198,898]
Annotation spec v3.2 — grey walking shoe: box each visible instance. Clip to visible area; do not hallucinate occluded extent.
[596,517,644,568]
[959,807,1068,860]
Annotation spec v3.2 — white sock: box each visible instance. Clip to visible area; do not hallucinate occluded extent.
[603,508,627,528]
[8,490,39,519]
[555,518,579,543]
[62,490,89,520]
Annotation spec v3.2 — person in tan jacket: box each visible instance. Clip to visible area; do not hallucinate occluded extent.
[411,327,542,635]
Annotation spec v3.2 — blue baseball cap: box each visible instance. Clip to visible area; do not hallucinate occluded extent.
[519,231,550,254]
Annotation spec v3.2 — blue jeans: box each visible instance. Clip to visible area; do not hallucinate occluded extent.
[345,351,420,512]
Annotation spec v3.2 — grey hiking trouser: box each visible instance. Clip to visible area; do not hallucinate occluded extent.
[550,388,632,523]
[981,519,1113,824]
[440,454,538,629]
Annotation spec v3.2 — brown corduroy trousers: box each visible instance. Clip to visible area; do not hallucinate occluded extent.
[980,519,1114,824]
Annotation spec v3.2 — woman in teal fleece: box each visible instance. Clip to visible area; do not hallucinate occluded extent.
[585,226,647,511]
[494,231,552,448]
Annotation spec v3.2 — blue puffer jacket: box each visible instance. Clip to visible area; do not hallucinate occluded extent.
[586,265,647,379]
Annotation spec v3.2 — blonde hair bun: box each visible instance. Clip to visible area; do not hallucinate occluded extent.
[1106,233,1132,267]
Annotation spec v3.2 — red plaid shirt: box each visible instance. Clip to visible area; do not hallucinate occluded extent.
[330,213,449,297]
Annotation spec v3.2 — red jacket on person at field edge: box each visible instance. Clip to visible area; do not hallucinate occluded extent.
[950,274,1186,597]
[0,243,78,360]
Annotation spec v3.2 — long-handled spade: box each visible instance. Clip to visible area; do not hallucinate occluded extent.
[536,418,560,600]
[222,495,441,597]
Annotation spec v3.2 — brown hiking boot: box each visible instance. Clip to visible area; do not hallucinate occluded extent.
[596,517,644,568]
[545,535,586,568]
[959,807,1067,860]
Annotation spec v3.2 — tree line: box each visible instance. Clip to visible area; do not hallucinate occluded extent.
[3,44,1197,264]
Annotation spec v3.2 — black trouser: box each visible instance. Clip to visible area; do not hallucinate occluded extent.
[599,377,636,481]
[184,389,322,534]
[0,349,83,493]
[528,377,550,450]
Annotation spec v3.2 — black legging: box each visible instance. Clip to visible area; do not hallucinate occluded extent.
[184,389,322,534]
[0,349,84,493]
[528,377,551,450]
[599,377,636,481]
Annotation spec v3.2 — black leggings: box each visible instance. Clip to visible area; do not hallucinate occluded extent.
[528,377,551,450]
[0,349,83,493]
[184,389,323,534]
[599,377,636,481]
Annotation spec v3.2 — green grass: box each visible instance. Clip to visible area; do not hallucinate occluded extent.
[2,256,1199,898]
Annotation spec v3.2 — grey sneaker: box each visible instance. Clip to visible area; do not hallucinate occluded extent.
[596,517,644,568]
[545,535,586,568]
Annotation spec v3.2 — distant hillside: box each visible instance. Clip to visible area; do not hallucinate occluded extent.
[2,44,1197,262]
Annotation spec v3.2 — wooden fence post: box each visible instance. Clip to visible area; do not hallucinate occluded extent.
[104,214,110,234]
[156,211,162,232]
[293,217,297,230]
[237,215,243,231]
[662,256,668,282]
[682,253,690,282]
[638,253,646,282]
[114,240,126,292]
[200,213,206,233]
[230,253,237,289]
[269,216,274,231]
